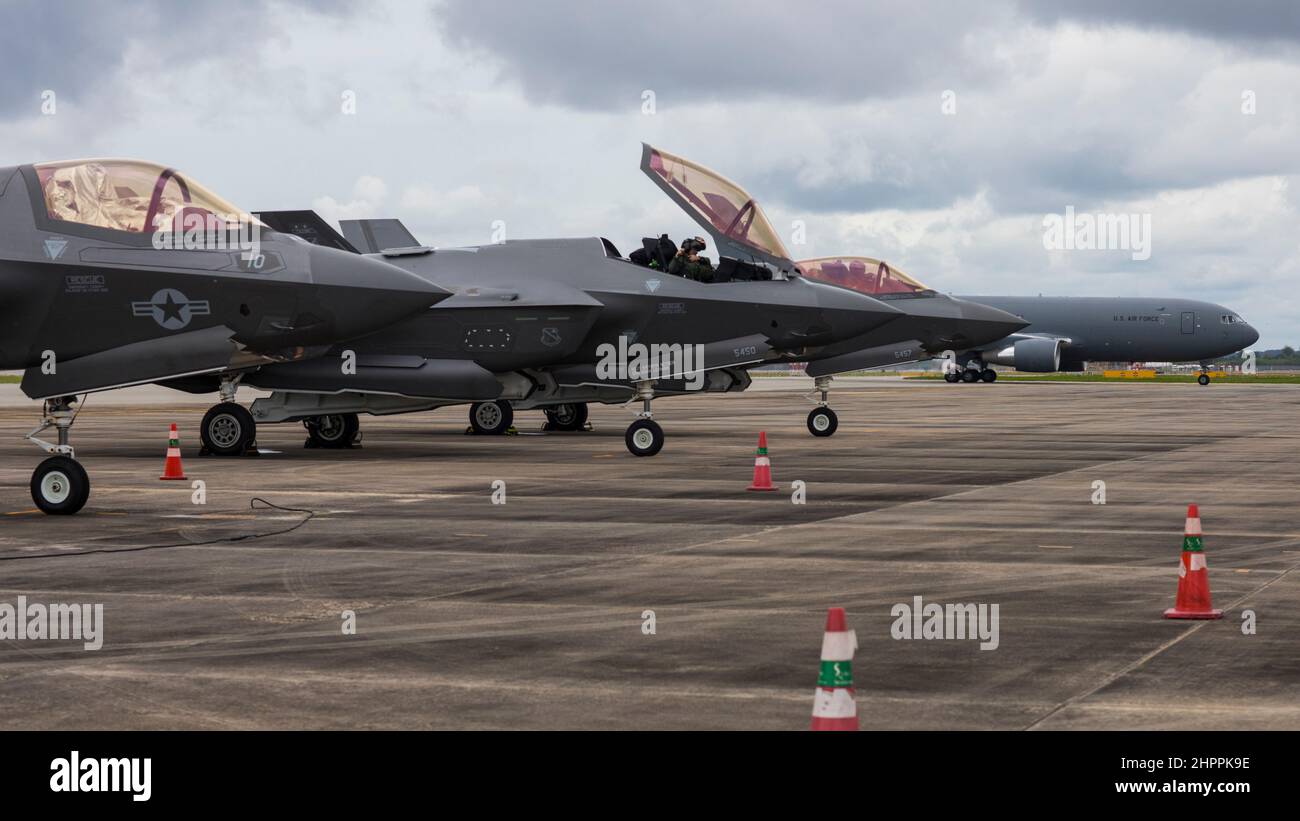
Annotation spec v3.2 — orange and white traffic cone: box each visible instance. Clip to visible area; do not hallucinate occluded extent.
[1163,504,1223,620]
[810,607,858,731]
[160,423,188,481]
[747,431,777,491]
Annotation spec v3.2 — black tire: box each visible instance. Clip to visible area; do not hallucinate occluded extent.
[201,402,256,456]
[31,455,90,515]
[980,368,997,383]
[944,371,961,383]
[625,418,664,457]
[961,369,979,383]
[807,407,838,437]
[1198,374,1210,386]
[305,413,360,448]
[544,402,589,431]
[469,400,513,434]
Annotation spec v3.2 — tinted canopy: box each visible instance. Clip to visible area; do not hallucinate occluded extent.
[798,256,933,297]
[642,145,792,268]
[34,159,262,234]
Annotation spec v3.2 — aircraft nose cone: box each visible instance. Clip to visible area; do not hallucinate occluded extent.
[305,246,449,342]
[1241,323,1260,349]
[810,281,904,342]
[960,300,1030,346]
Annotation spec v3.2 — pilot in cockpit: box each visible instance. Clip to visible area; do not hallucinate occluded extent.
[668,236,714,282]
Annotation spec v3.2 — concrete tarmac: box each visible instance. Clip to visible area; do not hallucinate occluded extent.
[0,378,1297,729]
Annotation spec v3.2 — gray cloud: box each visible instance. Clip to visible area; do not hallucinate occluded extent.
[0,0,351,117]
[433,0,1025,110]
[1018,0,1300,43]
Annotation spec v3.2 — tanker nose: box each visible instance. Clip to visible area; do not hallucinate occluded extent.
[810,281,905,343]
[958,299,1030,347]
[1240,322,1260,349]
[305,246,450,342]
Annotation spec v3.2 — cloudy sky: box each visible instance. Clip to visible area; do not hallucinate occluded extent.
[3,0,1299,346]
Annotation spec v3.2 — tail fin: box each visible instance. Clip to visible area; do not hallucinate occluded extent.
[256,210,359,253]
[340,219,422,253]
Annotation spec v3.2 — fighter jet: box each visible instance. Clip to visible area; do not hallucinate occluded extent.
[176,148,906,457]
[502,147,1026,437]
[936,296,1259,385]
[0,158,448,514]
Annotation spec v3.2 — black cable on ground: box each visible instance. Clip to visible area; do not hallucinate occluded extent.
[0,497,315,562]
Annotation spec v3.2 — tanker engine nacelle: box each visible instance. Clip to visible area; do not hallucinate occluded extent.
[984,337,1063,373]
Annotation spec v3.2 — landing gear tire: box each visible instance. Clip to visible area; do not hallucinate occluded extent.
[980,368,997,383]
[544,403,588,431]
[625,418,664,457]
[469,400,513,435]
[31,456,89,515]
[305,413,359,448]
[944,371,961,383]
[201,402,256,456]
[961,369,979,383]
[807,407,838,437]
[1198,373,1210,386]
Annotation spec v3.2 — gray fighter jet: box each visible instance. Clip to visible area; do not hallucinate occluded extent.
[501,147,1027,436]
[196,202,904,456]
[0,158,448,513]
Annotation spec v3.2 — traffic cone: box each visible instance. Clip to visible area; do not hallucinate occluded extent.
[810,607,858,731]
[160,423,188,481]
[1163,504,1223,619]
[747,431,777,491]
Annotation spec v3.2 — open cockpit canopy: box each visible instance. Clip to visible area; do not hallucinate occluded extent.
[798,256,934,298]
[640,144,795,275]
[33,159,263,235]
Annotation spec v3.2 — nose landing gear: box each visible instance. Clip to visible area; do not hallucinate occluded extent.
[26,396,90,515]
[805,375,838,437]
[624,380,664,456]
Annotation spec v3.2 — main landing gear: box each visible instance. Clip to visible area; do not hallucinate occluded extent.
[200,377,258,456]
[625,380,664,456]
[945,360,997,383]
[26,395,90,515]
[806,375,838,437]
[304,413,360,448]
[468,400,514,435]
[543,402,589,432]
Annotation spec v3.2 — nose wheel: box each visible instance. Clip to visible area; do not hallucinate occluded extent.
[31,455,90,515]
[807,407,838,437]
[24,396,90,515]
[626,418,664,456]
[1198,372,1211,386]
[624,380,665,456]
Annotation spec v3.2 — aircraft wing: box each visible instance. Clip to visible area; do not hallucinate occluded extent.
[21,325,267,400]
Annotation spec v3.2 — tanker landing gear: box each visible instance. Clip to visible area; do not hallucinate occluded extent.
[26,396,90,515]
[947,358,996,384]
[625,381,664,456]
[543,402,589,432]
[806,375,838,437]
[468,400,513,435]
[200,376,258,456]
[1197,367,1211,386]
[304,413,360,448]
